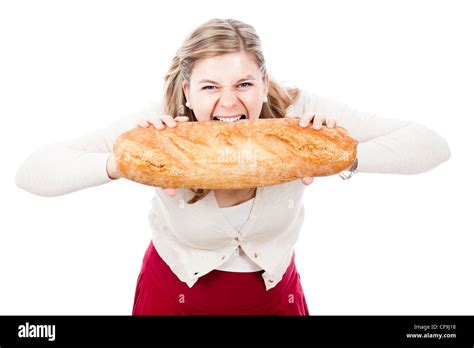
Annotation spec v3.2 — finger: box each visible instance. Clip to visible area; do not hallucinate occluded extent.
[299,112,315,127]
[301,177,314,185]
[312,113,325,130]
[150,117,165,130]
[136,119,149,128]
[163,188,176,197]
[174,116,189,122]
[161,115,177,128]
[327,118,337,128]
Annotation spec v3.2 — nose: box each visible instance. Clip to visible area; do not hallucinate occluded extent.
[218,88,240,109]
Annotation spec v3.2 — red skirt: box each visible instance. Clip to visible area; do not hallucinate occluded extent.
[132,241,310,316]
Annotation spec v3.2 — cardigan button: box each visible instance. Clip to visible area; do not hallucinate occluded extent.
[194,272,199,275]
[268,279,274,283]
[253,252,258,258]
[221,255,225,260]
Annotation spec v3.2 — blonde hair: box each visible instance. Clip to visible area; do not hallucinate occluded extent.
[161,18,300,204]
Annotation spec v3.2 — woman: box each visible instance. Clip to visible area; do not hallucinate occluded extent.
[15,18,451,315]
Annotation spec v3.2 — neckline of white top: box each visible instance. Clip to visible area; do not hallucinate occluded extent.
[219,197,255,210]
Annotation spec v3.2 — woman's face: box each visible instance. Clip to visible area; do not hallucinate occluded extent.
[182,51,269,122]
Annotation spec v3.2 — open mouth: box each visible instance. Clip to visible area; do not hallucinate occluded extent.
[212,115,247,122]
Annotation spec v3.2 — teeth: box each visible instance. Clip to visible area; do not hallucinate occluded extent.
[215,116,241,122]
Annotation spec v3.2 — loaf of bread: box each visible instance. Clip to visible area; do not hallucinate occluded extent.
[113,118,358,189]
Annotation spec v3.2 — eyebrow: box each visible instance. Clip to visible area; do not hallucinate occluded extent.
[198,75,256,84]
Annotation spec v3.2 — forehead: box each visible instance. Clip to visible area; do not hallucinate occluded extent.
[190,52,260,83]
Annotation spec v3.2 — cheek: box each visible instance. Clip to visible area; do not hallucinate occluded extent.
[243,94,263,118]
[191,99,215,121]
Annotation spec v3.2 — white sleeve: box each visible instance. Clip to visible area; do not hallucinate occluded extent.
[299,91,451,174]
[15,101,162,197]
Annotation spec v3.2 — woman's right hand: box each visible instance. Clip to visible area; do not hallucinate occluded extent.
[135,115,190,197]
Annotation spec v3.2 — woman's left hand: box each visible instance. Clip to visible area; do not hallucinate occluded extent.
[286,111,337,185]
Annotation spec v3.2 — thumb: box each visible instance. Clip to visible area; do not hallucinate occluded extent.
[175,116,189,122]
[163,188,177,197]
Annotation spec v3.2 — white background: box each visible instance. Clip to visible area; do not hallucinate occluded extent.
[1,0,472,315]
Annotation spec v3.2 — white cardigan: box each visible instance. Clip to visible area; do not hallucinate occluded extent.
[15,89,451,290]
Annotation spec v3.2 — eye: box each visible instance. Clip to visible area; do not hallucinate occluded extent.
[239,82,253,88]
[202,85,216,90]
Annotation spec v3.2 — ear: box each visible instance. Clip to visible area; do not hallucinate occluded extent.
[263,73,269,97]
[182,81,190,102]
